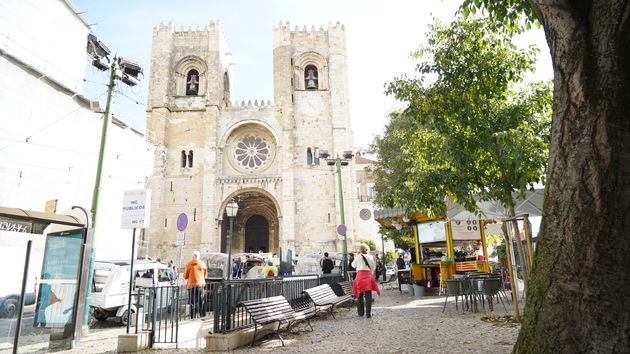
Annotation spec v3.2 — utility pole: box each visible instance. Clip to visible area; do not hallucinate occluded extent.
[85,35,143,326]
[83,57,117,326]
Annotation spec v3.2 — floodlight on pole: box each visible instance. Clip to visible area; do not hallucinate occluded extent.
[320,151,354,279]
[83,34,144,327]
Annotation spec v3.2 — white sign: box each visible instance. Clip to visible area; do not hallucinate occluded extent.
[451,220,482,240]
[176,231,185,246]
[121,189,151,229]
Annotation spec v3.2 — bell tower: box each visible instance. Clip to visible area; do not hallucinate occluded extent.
[272,22,356,255]
[144,21,234,260]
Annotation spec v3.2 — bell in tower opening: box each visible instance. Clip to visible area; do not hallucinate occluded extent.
[186,69,199,95]
[304,65,318,90]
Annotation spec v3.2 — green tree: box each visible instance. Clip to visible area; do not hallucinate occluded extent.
[375,18,551,216]
[459,1,630,352]
[358,239,377,253]
[377,226,414,251]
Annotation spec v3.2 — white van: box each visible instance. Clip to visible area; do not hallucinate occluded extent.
[90,260,170,325]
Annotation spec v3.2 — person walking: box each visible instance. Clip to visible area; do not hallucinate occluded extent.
[183,251,207,319]
[167,260,178,285]
[231,257,240,279]
[396,254,406,270]
[351,244,380,318]
[320,252,334,274]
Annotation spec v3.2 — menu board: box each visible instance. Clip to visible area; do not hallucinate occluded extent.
[417,221,447,243]
[451,220,482,240]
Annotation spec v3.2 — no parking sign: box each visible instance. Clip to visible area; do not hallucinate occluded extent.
[177,213,188,232]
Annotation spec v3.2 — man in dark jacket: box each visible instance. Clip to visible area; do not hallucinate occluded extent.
[321,252,334,274]
[396,254,406,270]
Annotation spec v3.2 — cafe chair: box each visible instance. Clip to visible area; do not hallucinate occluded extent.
[482,278,508,313]
[442,280,465,313]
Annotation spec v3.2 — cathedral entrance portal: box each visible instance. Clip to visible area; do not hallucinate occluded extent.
[220,190,279,254]
[244,215,269,252]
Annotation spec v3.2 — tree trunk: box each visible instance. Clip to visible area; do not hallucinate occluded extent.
[516,1,630,352]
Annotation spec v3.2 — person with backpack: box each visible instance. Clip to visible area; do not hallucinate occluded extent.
[351,244,380,318]
[320,252,334,274]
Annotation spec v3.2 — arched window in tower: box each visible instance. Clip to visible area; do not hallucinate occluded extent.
[314,147,320,165]
[188,150,194,168]
[304,65,318,90]
[306,148,313,165]
[181,150,187,168]
[186,69,199,96]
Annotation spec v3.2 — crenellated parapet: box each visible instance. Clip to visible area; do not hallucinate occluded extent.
[273,21,345,48]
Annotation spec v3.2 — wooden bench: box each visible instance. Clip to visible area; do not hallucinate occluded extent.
[337,280,354,298]
[303,284,352,319]
[239,296,314,347]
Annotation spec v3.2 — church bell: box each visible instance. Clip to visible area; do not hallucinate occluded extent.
[305,68,318,89]
[306,79,317,89]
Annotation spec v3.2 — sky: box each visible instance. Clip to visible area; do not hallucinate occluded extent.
[75,0,552,150]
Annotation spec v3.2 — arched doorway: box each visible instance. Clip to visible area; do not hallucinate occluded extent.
[244,215,269,252]
[219,190,280,254]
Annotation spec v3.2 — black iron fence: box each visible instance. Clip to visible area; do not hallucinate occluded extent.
[213,273,343,333]
[135,273,344,345]
[136,282,221,344]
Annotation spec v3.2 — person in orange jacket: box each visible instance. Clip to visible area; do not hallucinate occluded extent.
[183,251,207,319]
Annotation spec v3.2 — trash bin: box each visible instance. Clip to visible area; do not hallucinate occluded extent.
[413,284,424,297]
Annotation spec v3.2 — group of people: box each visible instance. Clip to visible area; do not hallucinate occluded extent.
[231,256,278,279]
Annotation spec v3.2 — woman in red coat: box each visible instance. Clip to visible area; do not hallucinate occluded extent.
[351,244,380,318]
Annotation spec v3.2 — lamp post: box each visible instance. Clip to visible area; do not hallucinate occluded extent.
[225,200,239,280]
[321,150,354,279]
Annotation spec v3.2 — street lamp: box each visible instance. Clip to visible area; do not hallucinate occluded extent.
[320,150,354,279]
[225,200,239,280]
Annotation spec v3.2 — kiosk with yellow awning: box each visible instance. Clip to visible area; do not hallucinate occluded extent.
[374,208,491,286]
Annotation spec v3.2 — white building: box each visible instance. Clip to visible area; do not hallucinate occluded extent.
[0,0,153,260]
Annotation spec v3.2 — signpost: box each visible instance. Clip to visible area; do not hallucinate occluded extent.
[120,189,151,333]
[176,213,188,286]
[337,224,347,239]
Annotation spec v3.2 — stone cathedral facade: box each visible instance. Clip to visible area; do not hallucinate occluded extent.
[144,21,364,261]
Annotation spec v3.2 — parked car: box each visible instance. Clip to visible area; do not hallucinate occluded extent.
[90,260,170,325]
[384,266,396,282]
[0,293,35,318]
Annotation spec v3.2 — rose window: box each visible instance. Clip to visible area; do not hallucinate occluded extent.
[234,136,270,169]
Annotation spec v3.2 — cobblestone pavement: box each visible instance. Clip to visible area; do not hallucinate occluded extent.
[13,288,519,353]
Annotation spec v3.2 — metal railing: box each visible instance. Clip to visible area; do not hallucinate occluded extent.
[212,273,344,333]
[136,282,221,345]
[135,273,345,346]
